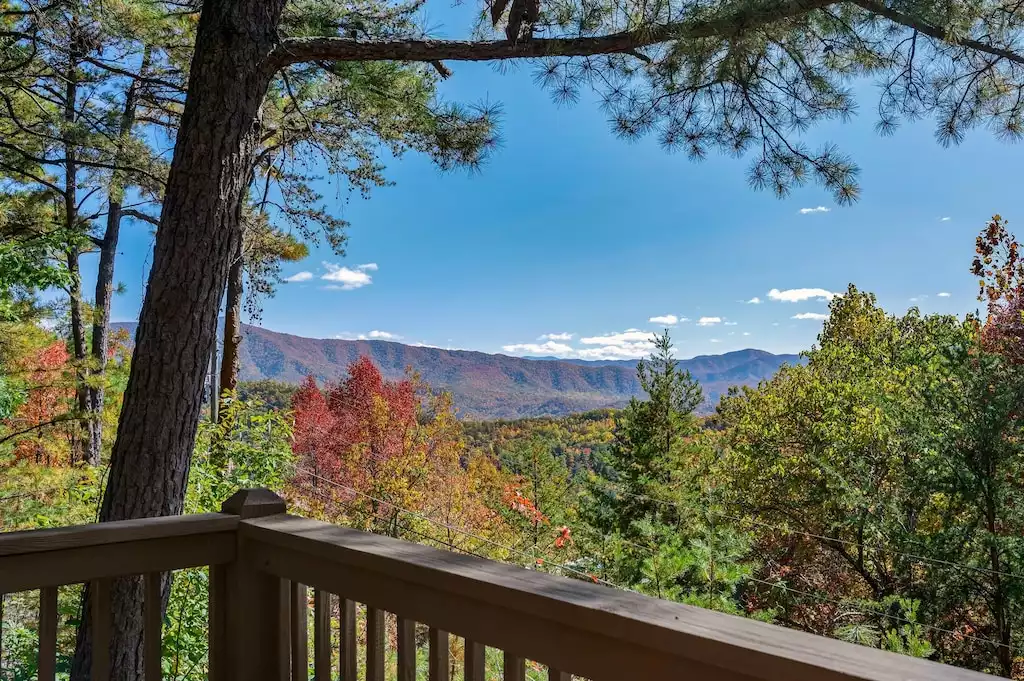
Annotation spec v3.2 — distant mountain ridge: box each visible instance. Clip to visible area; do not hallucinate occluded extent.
[112,322,802,419]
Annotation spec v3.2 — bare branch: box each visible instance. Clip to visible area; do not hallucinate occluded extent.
[122,209,161,227]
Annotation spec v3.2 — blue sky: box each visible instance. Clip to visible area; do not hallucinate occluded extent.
[88,9,1024,361]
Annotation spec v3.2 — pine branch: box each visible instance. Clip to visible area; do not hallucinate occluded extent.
[270,0,838,67]
[849,0,1024,66]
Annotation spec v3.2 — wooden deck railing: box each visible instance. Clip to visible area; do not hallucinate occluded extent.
[0,488,995,681]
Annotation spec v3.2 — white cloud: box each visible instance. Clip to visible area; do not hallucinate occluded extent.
[575,343,654,360]
[724,321,738,326]
[321,262,377,290]
[539,332,574,341]
[792,312,829,320]
[697,317,722,326]
[768,287,837,303]
[710,338,721,343]
[502,341,574,356]
[285,271,313,283]
[336,330,402,341]
[746,297,762,304]
[506,329,658,361]
[580,329,654,346]
[772,322,780,326]
[940,217,952,222]
[649,314,678,325]
[937,292,951,297]
[742,332,751,336]
[799,206,830,214]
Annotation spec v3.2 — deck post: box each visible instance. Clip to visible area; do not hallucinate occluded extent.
[219,489,289,681]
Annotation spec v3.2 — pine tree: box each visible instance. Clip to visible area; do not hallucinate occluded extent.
[584,332,752,609]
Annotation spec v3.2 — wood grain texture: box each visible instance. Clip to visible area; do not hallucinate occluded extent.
[0,513,236,557]
[38,586,57,681]
[291,582,308,681]
[314,590,331,681]
[224,554,288,680]
[144,573,162,681]
[504,653,525,681]
[367,607,385,681]
[339,598,356,680]
[465,640,485,681]
[0,531,234,593]
[397,617,416,681]
[92,578,112,680]
[208,564,227,681]
[428,627,448,681]
[241,514,991,681]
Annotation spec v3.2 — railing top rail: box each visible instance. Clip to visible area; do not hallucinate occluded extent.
[0,512,237,558]
[241,513,992,681]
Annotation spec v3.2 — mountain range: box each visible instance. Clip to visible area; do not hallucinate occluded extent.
[113,323,802,419]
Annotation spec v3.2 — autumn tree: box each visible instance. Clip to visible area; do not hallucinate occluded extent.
[973,215,1024,363]
[291,358,502,551]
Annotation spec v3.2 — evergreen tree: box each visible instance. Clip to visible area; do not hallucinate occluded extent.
[584,332,752,610]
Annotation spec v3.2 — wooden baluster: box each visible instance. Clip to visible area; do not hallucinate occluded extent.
[37,586,57,681]
[429,628,449,681]
[397,617,416,681]
[1,592,5,675]
[92,578,112,681]
[144,573,162,681]
[465,641,486,681]
[548,669,571,681]
[313,590,331,681]
[291,582,309,681]
[208,564,227,681]
[339,598,356,681]
[504,653,526,681]
[366,607,385,681]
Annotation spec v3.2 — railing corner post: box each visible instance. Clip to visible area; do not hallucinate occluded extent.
[216,488,289,681]
[220,488,287,518]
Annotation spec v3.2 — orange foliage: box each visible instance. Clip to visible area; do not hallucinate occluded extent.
[290,357,506,550]
[8,341,74,465]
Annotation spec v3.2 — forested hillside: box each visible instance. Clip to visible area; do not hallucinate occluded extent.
[5,217,1024,678]
[113,322,800,418]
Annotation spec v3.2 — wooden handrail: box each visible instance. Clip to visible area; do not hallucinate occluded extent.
[0,513,238,557]
[0,489,1000,681]
[0,514,238,593]
[238,513,992,681]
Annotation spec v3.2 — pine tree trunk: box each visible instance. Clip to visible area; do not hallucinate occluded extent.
[85,49,150,467]
[218,235,244,420]
[70,1,287,678]
[67,245,89,464]
[64,40,89,464]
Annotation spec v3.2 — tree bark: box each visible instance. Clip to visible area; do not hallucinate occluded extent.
[218,235,244,420]
[63,35,89,465]
[70,1,287,678]
[67,246,89,463]
[85,48,151,467]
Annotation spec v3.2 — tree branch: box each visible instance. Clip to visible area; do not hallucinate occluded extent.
[270,0,837,67]
[122,209,161,227]
[849,0,1024,65]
